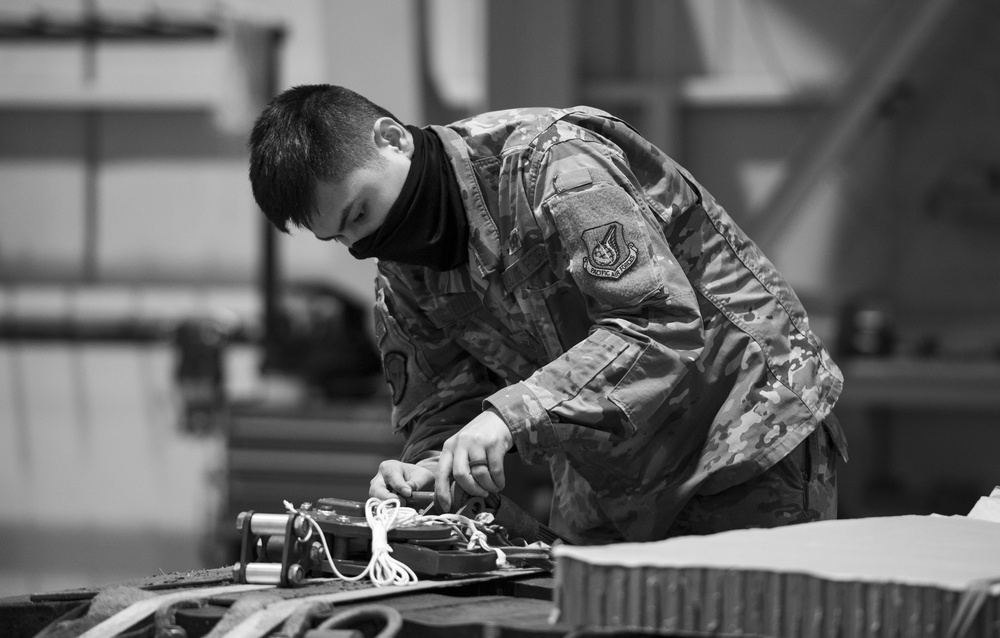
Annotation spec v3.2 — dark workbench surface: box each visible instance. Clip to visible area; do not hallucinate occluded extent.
[0,569,589,637]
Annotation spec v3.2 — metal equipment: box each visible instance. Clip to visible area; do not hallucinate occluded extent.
[233,494,557,587]
[407,490,562,547]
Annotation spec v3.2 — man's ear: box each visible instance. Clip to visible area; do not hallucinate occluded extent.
[374,117,413,157]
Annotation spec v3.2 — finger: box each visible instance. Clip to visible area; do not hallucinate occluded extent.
[369,472,392,500]
[435,449,455,512]
[454,451,490,499]
[468,456,500,495]
[487,452,505,492]
[379,461,412,499]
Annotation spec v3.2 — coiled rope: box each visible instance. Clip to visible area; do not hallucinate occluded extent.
[284,496,516,587]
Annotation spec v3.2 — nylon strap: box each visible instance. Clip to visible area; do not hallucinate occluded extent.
[77,583,273,638]
[226,570,541,638]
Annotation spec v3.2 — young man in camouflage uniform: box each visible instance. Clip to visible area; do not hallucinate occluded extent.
[248,84,848,544]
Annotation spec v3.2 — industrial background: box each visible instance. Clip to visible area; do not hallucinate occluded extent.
[1,0,999,599]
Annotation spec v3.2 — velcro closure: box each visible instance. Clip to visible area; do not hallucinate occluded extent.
[501,244,549,291]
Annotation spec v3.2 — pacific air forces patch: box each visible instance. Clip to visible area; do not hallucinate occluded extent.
[582,221,638,279]
[549,180,660,308]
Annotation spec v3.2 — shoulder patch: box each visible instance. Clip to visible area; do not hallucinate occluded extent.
[582,221,638,279]
[383,351,408,405]
[548,183,662,308]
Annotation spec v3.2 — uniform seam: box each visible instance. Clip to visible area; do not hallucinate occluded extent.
[699,205,834,377]
[693,212,839,414]
[695,283,825,416]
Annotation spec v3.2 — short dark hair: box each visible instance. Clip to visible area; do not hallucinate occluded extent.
[248,84,400,233]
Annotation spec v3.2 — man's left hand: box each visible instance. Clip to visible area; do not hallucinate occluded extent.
[435,410,513,511]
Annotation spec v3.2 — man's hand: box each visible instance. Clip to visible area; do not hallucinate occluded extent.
[435,411,513,511]
[370,460,435,503]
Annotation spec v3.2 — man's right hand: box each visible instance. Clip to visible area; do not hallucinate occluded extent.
[369,460,436,504]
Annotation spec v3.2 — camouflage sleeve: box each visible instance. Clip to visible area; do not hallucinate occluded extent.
[485,137,705,463]
[374,267,500,464]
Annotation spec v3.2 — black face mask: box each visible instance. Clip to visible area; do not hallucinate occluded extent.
[349,126,469,271]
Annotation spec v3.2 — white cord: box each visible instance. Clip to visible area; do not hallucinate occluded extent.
[412,512,508,568]
[366,497,419,586]
[284,497,418,587]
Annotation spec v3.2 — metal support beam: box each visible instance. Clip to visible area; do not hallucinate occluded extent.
[745,0,963,246]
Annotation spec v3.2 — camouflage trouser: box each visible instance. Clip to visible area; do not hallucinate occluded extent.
[665,416,840,537]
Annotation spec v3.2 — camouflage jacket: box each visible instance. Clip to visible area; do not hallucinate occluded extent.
[373,106,848,544]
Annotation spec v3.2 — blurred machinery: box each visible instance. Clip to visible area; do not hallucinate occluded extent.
[258,282,383,399]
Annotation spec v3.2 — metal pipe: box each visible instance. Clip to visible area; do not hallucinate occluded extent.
[248,513,293,537]
[243,562,304,586]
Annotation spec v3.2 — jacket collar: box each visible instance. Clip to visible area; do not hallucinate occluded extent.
[430,125,502,278]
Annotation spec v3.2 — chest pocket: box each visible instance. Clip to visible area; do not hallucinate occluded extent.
[498,172,598,361]
[426,292,540,383]
[501,242,591,361]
